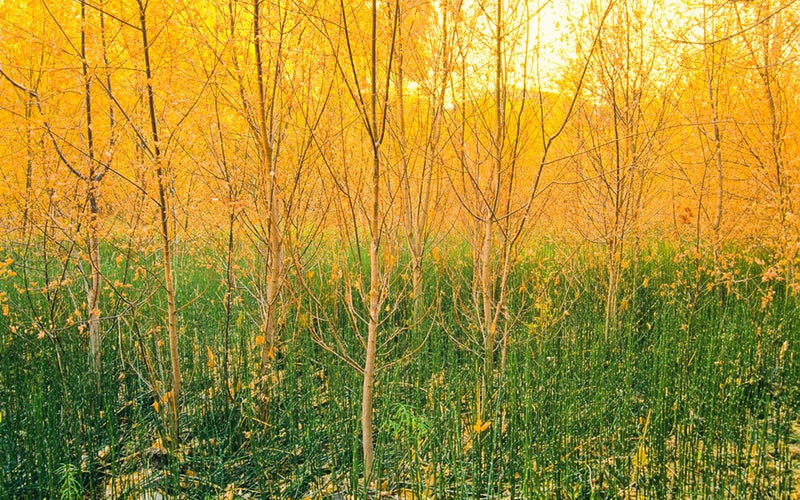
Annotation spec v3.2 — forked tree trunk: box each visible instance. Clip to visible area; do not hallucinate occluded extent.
[253,0,284,419]
[334,0,398,481]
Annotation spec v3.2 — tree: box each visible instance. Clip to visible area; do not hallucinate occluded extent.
[135,0,183,446]
[195,0,331,420]
[669,0,739,309]
[444,0,609,434]
[0,0,116,372]
[340,0,399,480]
[305,0,403,482]
[733,0,799,290]
[570,0,671,340]
[390,0,459,324]
[250,0,288,417]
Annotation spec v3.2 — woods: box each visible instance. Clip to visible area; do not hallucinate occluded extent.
[1,0,800,497]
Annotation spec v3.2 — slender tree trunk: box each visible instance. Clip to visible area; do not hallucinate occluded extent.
[702,24,726,311]
[604,238,620,342]
[478,0,504,422]
[224,209,236,401]
[479,215,494,419]
[23,99,34,236]
[87,187,102,370]
[604,68,624,343]
[363,193,379,477]
[398,23,446,325]
[759,8,794,287]
[253,0,284,419]
[360,0,386,480]
[81,0,102,372]
[396,47,426,326]
[410,243,424,322]
[138,0,181,445]
[412,98,439,322]
[334,0,398,480]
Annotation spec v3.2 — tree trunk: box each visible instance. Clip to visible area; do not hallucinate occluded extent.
[479,216,494,420]
[410,247,424,323]
[363,141,381,480]
[604,239,620,342]
[81,0,103,372]
[87,186,102,371]
[253,0,284,419]
[138,0,181,445]
[478,0,504,422]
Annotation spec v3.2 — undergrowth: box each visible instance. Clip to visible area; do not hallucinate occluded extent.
[0,239,798,498]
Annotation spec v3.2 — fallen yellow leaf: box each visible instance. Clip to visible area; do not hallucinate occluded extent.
[473,417,491,433]
[206,346,216,368]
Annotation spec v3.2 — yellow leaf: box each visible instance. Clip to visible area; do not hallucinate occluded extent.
[634,446,648,468]
[152,438,167,454]
[206,346,216,368]
[473,417,491,433]
[399,489,415,500]
[152,400,160,413]
[255,335,264,346]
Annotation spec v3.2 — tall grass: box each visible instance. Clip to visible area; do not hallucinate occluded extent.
[0,239,797,498]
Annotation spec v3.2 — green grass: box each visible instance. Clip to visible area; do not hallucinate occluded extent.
[0,238,798,498]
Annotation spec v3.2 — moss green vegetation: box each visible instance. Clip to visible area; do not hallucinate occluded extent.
[0,240,798,498]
